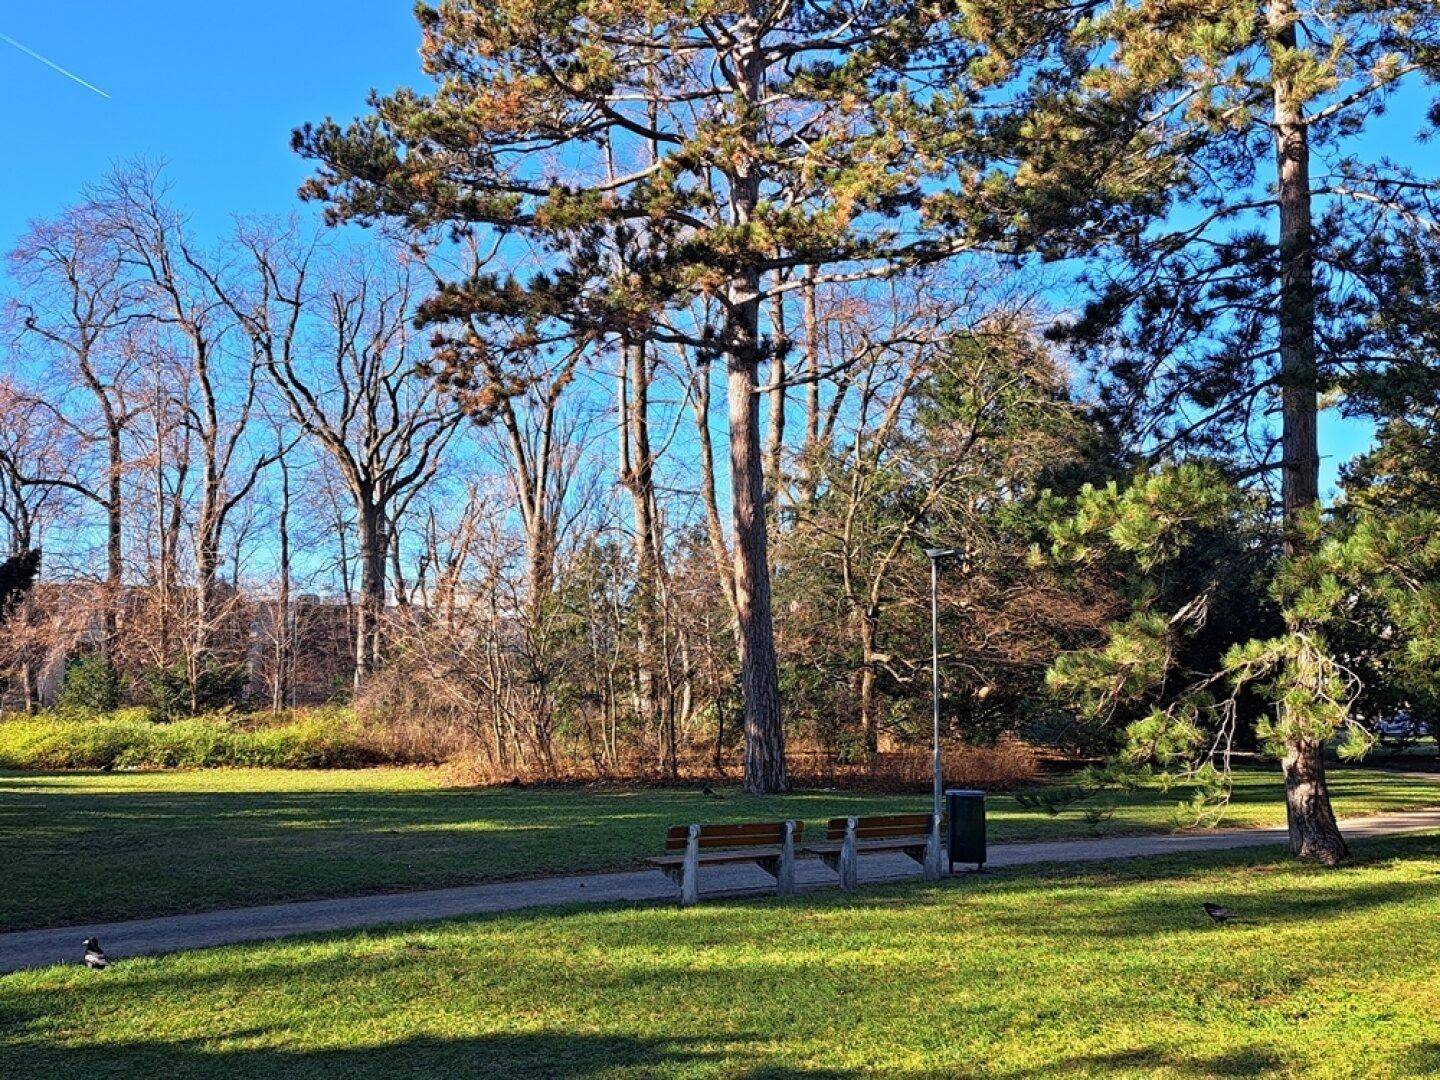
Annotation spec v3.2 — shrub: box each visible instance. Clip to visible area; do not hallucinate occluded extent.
[0,708,432,770]
[55,654,123,715]
[143,661,249,721]
[0,716,149,769]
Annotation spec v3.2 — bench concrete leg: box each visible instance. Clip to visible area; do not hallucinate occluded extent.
[750,821,797,896]
[680,824,700,906]
[839,818,858,890]
[923,813,943,882]
[777,820,796,896]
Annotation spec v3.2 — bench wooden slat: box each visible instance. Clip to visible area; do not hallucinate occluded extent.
[665,829,789,846]
[804,837,928,855]
[824,814,942,842]
[663,820,805,852]
[648,845,787,867]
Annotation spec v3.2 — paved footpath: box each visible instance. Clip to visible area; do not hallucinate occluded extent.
[4,807,1439,975]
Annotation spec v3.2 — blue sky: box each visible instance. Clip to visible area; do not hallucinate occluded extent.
[0,2,418,243]
[0,3,1423,495]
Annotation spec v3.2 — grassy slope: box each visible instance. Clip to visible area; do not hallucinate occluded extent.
[4,833,1440,1078]
[1,765,1436,932]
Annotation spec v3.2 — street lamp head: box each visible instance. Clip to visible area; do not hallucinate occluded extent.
[925,547,964,560]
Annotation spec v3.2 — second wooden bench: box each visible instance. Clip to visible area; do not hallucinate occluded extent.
[804,813,944,888]
[648,820,805,906]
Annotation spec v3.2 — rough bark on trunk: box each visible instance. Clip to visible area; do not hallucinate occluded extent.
[1269,0,1346,862]
[1281,738,1347,864]
[727,11,788,794]
[727,296,788,794]
[620,338,666,769]
[354,501,387,688]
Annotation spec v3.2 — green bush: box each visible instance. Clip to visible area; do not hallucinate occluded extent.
[55,654,123,715]
[143,661,249,721]
[0,708,419,770]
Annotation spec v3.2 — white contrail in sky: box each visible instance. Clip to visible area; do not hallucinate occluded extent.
[0,31,109,98]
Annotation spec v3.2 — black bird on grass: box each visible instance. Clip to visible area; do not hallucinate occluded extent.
[1202,902,1236,925]
[701,784,720,798]
[83,937,108,970]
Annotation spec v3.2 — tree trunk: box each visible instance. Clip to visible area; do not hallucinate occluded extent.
[103,425,123,662]
[727,11,788,794]
[858,616,880,758]
[1271,4,1320,535]
[765,293,787,498]
[620,338,666,767]
[194,508,221,715]
[20,660,36,715]
[1281,738,1347,865]
[354,500,387,689]
[272,458,293,713]
[691,357,739,619]
[1270,0,1346,862]
[799,268,822,503]
[727,292,788,794]
[192,406,223,713]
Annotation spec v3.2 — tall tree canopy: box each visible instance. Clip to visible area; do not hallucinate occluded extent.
[959,0,1440,861]
[292,0,1020,792]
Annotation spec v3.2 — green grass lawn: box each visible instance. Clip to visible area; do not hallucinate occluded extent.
[1,765,1436,932]
[4,833,1439,1078]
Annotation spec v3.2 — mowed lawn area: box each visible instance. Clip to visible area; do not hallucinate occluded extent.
[3,834,1439,1078]
[1,765,1436,932]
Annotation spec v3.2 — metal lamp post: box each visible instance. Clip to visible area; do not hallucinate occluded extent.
[924,547,963,819]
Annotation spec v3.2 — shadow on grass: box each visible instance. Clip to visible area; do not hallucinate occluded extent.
[1398,1042,1440,1074]
[0,1030,857,1079]
[0,781,722,931]
[994,1045,1289,1078]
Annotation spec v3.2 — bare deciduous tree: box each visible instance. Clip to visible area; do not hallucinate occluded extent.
[216,234,462,686]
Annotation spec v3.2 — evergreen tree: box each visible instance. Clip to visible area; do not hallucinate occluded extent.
[775,315,1097,757]
[0,549,40,624]
[1046,464,1440,852]
[1340,228,1440,516]
[960,0,1440,861]
[293,0,1004,792]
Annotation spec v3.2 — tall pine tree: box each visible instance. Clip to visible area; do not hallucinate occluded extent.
[958,0,1440,861]
[294,0,1008,792]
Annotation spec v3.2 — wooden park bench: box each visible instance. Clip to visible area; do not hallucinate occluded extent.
[805,813,944,889]
[649,820,804,906]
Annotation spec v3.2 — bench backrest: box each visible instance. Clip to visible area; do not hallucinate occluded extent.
[664,820,804,852]
[824,813,941,842]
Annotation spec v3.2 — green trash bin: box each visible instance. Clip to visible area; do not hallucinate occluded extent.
[945,789,986,871]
